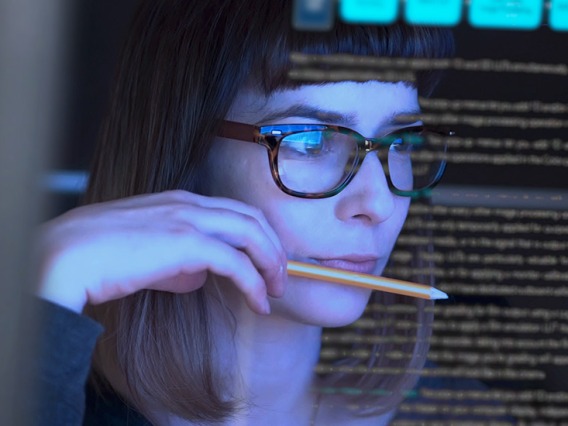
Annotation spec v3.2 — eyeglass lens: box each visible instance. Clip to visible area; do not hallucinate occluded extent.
[275,129,446,195]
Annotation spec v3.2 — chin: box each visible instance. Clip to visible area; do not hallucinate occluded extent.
[272,277,373,328]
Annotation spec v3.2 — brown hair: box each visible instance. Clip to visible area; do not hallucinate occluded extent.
[85,0,453,422]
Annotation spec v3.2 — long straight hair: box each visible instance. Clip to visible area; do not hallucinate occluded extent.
[85,0,453,422]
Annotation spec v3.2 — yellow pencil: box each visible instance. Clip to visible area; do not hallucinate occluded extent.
[287,260,447,300]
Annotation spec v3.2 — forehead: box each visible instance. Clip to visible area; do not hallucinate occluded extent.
[226,81,420,132]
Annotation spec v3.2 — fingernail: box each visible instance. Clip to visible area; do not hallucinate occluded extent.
[262,298,271,315]
[279,264,288,296]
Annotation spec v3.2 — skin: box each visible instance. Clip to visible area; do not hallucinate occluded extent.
[204,81,416,327]
[196,81,417,425]
[36,80,418,425]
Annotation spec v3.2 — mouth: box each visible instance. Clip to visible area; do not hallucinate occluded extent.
[311,256,379,275]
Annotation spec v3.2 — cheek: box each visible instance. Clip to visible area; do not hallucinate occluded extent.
[387,197,411,244]
[201,140,309,249]
[263,199,329,250]
[200,138,269,198]
[264,196,410,258]
[395,196,411,225]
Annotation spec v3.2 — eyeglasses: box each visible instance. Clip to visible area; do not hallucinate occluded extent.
[218,120,453,199]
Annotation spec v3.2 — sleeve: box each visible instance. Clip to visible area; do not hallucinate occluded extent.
[32,298,104,426]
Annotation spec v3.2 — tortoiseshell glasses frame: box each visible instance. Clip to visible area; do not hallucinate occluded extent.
[218,120,453,199]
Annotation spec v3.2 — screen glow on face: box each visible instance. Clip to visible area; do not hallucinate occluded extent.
[204,81,417,326]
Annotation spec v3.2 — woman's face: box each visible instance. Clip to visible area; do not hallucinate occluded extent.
[202,81,418,327]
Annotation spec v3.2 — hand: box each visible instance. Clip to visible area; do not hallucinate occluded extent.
[35,190,287,315]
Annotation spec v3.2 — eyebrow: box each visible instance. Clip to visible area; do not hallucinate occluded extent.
[258,105,356,126]
[257,104,422,129]
[391,110,423,125]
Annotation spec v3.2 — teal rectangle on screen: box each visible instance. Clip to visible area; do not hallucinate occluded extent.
[293,0,335,31]
[469,0,544,30]
[550,0,568,31]
[405,0,462,26]
[340,0,398,24]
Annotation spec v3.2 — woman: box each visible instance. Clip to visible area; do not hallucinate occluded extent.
[35,0,453,424]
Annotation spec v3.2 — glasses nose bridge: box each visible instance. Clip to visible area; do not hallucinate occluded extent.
[356,138,388,174]
[344,137,392,200]
[351,139,374,175]
[352,138,385,177]
[360,138,386,163]
[362,137,385,152]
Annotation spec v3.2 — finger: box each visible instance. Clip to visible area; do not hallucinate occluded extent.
[92,190,286,301]
[162,190,286,262]
[174,206,286,298]
[113,190,287,265]
[108,190,286,265]
[175,233,271,315]
[133,233,270,315]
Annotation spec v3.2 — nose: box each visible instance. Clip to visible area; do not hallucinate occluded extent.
[334,152,396,224]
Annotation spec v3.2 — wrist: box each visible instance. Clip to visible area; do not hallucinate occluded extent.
[35,252,88,314]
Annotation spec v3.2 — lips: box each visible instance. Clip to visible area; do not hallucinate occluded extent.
[313,257,379,275]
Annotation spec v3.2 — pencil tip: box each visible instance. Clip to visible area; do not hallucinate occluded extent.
[431,287,448,300]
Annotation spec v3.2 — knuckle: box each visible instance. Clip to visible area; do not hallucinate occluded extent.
[247,205,265,220]
[169,220,196,236]
[239,220,265,249]
[164,203,193,222]
[164,189,191,201]
[223,198,265,221]
[240,213,263,233]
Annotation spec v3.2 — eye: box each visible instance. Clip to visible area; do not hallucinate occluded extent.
[388,128,425,153]
[280,131,332,156]
[389,135,413,154]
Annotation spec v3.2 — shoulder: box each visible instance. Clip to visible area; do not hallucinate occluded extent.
[33,297,104,425]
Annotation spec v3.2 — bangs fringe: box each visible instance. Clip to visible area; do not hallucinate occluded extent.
[240,15,454,95]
